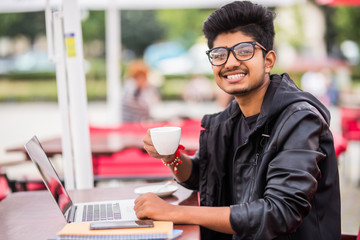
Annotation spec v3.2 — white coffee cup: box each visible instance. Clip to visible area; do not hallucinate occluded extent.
[150,126,181,155]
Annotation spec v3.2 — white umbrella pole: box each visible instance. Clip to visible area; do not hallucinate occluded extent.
[62,0,94,189]
[106,3,122,125]
[53,10,76,190]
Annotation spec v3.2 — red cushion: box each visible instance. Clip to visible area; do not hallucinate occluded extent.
[25,182,46,191]
[332,132,348,158]
[341,107,360,140]
[0,176,10,201]
[95,148,172,178]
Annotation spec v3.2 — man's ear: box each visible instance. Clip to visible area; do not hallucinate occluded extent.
[264,50,276,74]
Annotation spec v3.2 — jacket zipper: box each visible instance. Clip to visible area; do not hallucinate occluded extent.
[249,153,260,198]
[249,133,270,200]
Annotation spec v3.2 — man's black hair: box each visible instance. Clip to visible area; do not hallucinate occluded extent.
[203,1,275,51]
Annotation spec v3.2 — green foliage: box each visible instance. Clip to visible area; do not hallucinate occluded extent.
[0,8,211,58]
[4,72,56,80]
[155,9,214,48]
[0,70,198,102]
[86,78,107,101]
[84,9,199,57]
[82,11,105,43]
[332,7,360,44]
[0,77,107,102]
[329,7,360,79]
[160,77,187,100]
[0,11,45,42]
[121,10,165,57]
[0,78,58,102]
[86,58,107,80]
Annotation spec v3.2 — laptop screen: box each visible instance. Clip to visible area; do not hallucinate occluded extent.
[24,136,73,216]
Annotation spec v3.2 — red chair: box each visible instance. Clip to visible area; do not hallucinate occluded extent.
[14,181,46,192]
[333,132,348,158]
[0,172,11,201]
[90,119,202,181]
[94,148,173,180]
[341,106,360,141]
[0,163,45,193]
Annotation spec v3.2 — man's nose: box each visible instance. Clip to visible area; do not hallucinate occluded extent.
[224,50,240,67]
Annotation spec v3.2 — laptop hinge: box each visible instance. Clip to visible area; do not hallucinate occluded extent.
[67,205,77,223]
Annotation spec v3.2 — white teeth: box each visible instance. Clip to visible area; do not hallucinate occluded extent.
[227,74,245,80]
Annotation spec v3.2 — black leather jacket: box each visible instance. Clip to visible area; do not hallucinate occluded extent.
[180,74,341,240]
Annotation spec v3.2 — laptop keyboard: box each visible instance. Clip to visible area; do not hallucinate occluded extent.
[82,203,122,222]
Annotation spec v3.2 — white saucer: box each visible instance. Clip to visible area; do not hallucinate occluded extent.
[134,184,179,197]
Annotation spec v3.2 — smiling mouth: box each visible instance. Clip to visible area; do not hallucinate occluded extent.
[226,73,246,80]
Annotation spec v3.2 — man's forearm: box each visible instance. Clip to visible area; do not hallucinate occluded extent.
[172,205,236,234]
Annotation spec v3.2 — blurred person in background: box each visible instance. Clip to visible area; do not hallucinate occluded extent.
[121,60,161,122]
[135,1,340,239]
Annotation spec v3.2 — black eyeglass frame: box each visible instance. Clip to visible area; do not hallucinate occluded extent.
[205,41,268,66]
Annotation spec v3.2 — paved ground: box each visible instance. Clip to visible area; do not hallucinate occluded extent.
[0,101,359,234]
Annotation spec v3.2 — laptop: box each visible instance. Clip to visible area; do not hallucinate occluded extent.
[24,135,138,223]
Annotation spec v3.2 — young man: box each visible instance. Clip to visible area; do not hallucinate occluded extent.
[134,1,341,239]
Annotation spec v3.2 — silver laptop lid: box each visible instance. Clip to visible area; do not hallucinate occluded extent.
[24,136,74,220]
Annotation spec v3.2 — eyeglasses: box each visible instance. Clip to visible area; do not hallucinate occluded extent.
[206,41,268,66]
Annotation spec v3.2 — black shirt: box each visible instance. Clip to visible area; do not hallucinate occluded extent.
[229,113,259,203]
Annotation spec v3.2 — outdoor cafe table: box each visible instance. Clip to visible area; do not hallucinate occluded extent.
[5,119,201,187]
[6,119,201,159]
[0,182,200,240]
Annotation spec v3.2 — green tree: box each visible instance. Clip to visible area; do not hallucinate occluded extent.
[332,7,360,45]
[320,6,360,58]
[82,10,105,43]
[0,11,45,44]
[121,10,165,57]
[155,8,214,48]
[81,10,166,57]
[0,8,212,57]
[333,7,360,78]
